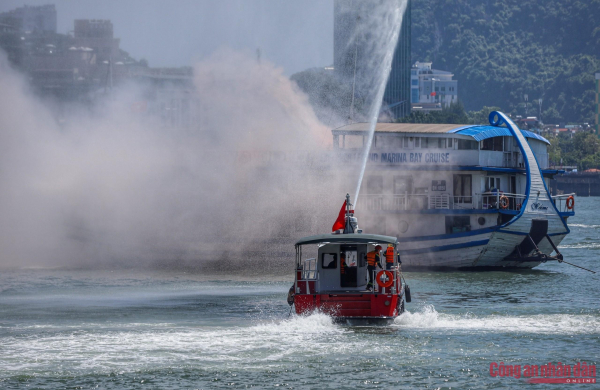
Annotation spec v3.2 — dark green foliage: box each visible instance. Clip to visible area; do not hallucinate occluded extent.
[398,102,506,124]
[548,132,600,169]
[412,0,600,124]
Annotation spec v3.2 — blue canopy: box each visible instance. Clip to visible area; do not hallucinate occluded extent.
[448,125,550,145]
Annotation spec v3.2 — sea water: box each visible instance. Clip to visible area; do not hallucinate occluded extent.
[0,198,598,389]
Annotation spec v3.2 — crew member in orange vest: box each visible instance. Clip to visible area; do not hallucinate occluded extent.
[340,253,347,276]
[366,245,382,290]
[385,244,395,270]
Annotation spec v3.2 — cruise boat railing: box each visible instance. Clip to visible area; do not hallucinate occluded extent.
[452,195,474,209]
[359,193,575,213]
[359,194,428,211]
[482,192,526,211]
[551,193,576,212]
[429,194,450,209]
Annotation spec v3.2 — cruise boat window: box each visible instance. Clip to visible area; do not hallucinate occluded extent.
[394,136,403,148]
[423,137,446,149]
[367,176,384,194]
[445,216,471,234]
[403,137,409,148]
[457,139,478,150]
[493,137,504,151]
[393,176,412,194]
[322,253,337,269]
[481,137,504,151]
[424,137,447,149]
[453,174,472,203]
[447,138,453,148]
[485,177,501,191]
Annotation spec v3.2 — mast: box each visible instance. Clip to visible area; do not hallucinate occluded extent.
[343,193,360,234]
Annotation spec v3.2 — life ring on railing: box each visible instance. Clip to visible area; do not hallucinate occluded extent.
[376,270,394,288]
[499,195,509,209]
[566,196,575,210]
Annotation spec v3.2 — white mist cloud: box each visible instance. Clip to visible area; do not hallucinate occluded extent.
[0,49,344,270]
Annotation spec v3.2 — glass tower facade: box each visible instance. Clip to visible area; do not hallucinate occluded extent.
[596,73,600,137]
[334,0,411,121]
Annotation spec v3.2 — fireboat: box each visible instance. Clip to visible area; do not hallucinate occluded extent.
[288,194,411,325]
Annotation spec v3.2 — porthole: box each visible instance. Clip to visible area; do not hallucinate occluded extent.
[398,220,409,233]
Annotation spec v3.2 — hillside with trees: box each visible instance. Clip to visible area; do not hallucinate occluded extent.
[412,0,600,124]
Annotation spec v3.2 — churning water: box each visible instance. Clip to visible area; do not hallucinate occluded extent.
[1,198,598,389]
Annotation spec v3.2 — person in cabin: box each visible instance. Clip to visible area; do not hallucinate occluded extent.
[340,252,347,276]
[385,244,395,270]
[366,245,382,290]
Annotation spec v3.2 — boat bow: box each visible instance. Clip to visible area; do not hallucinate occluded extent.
[475,111,569,266]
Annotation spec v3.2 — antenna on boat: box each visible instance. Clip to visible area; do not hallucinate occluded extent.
[343,193,361,234]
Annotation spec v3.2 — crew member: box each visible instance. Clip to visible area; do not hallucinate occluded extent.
[340,253,347,276]
[366,245,382,290]
[385,244,395,270]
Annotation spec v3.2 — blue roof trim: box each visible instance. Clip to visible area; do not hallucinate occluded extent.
[451,125,550,145]
[447,125,477,133]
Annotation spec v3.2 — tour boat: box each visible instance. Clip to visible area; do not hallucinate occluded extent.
[333,111,574,269]
[289,194,411,325]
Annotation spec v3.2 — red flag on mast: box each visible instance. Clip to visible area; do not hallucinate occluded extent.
[332,200,347,232]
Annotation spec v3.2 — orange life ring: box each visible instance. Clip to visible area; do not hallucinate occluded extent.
[376,270,394,288]
[566,196,574,210]
[499,195,509,209]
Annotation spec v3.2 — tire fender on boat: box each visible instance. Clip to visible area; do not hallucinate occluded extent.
[287,286,295,306]
[404,285,411,303]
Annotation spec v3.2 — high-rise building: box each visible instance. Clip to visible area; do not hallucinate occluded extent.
[333,0,411,121]
[74,20,121,63]
[0,4,56,33]
[596,73,600,137]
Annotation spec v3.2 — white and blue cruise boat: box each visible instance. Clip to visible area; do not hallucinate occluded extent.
[333,111,574,269]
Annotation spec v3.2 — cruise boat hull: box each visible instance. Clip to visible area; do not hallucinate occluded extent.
[337,111,573,270]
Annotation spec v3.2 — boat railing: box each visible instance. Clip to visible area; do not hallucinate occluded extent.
[551,193,576,212]
[302,258,318,280]
[296,258,319,295]
[359,193,574,213]
[481,192,527,211]
[452,195,474,209]
[359,193,428,211]
[429,194,451,209]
